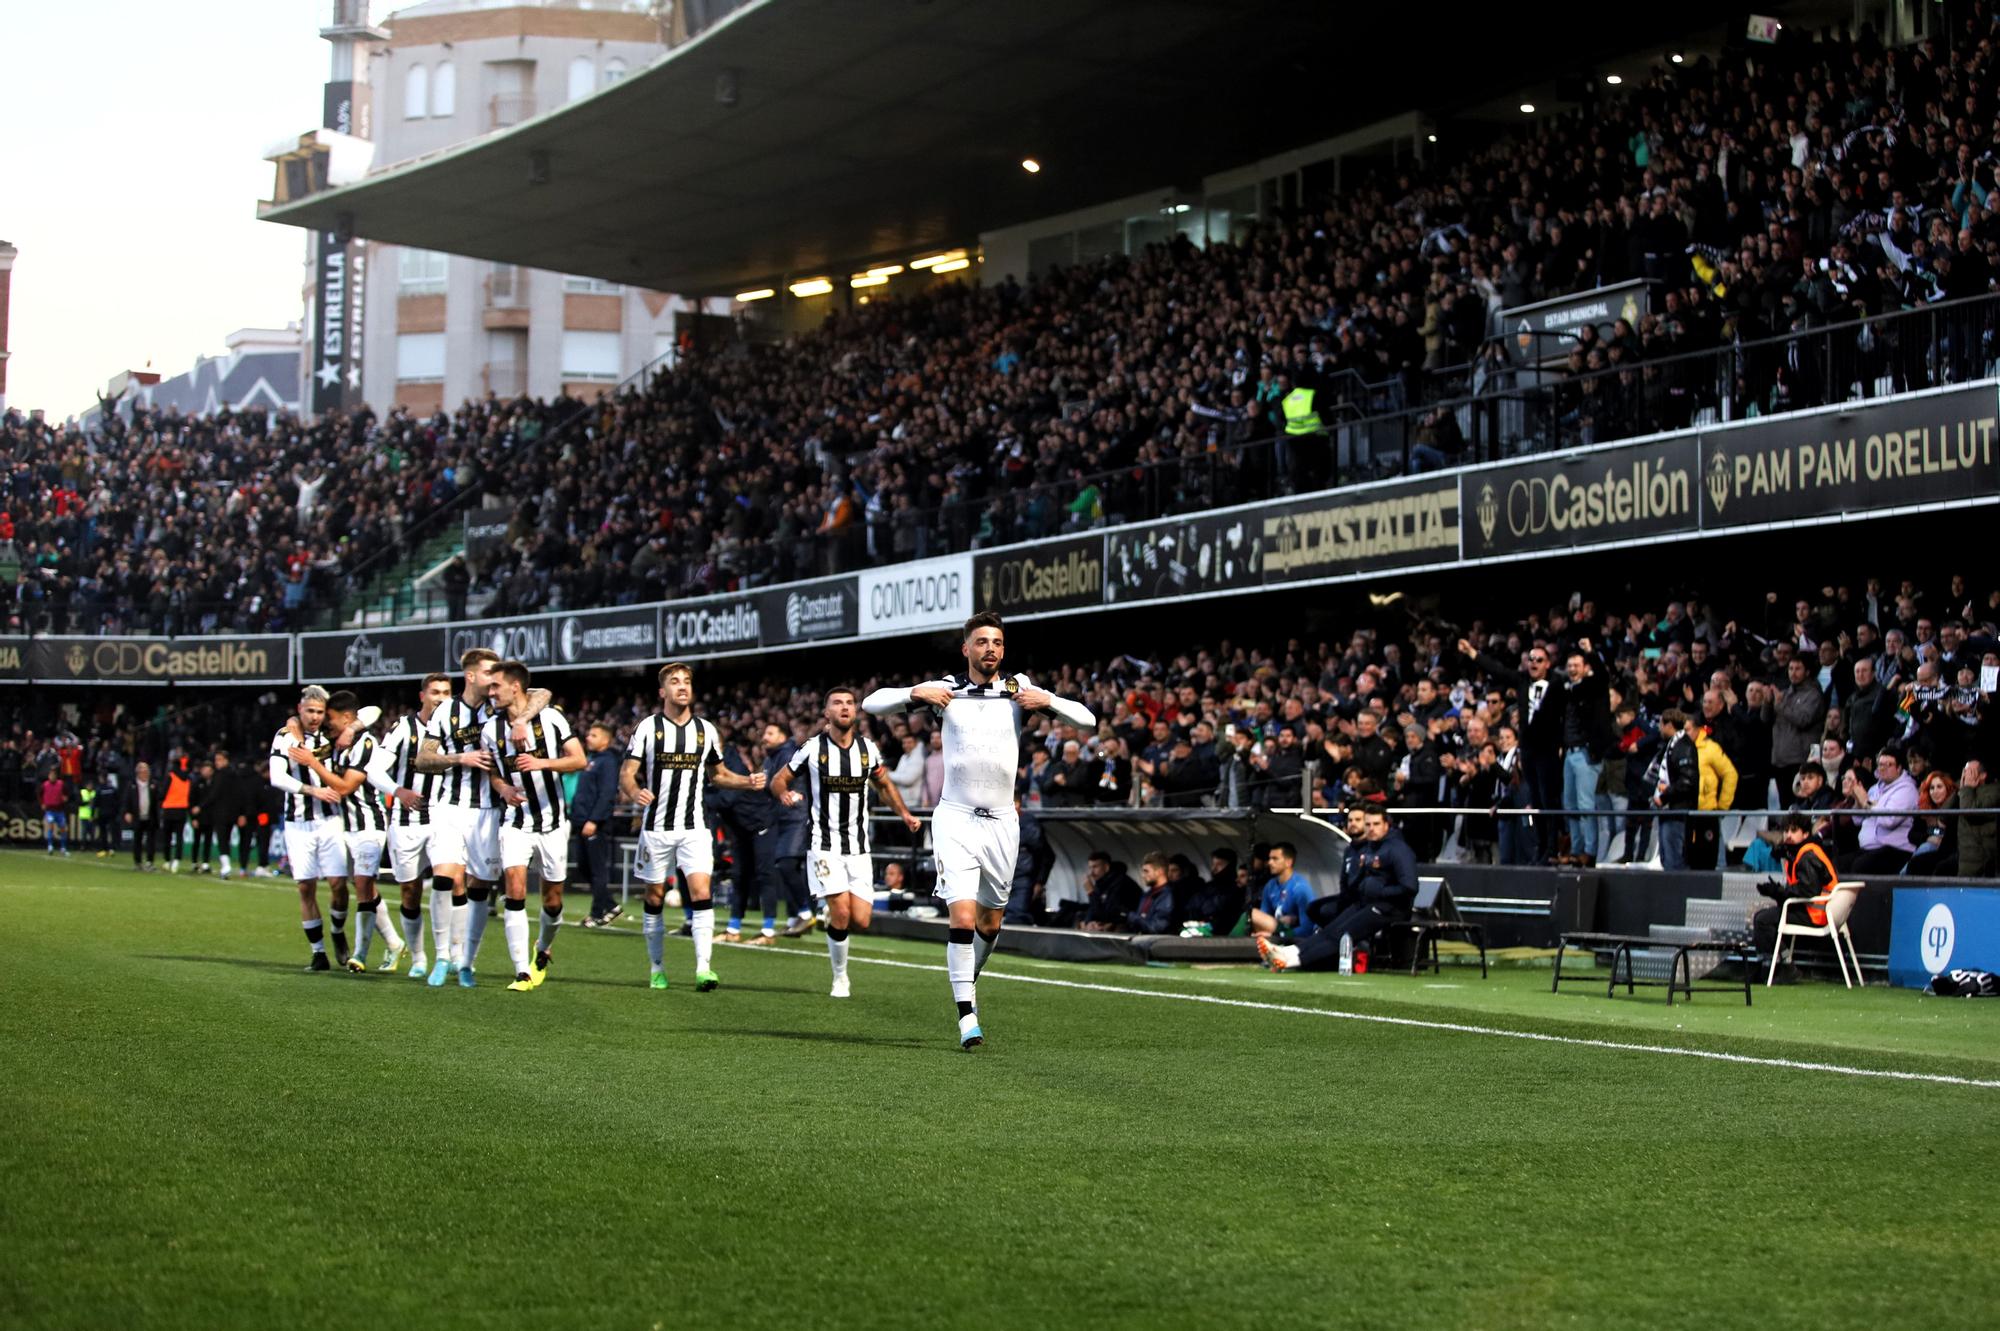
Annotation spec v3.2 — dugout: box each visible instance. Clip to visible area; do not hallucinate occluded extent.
[873,807,1348,966]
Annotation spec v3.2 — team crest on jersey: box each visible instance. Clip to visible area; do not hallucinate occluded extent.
[1002,676,1021,695]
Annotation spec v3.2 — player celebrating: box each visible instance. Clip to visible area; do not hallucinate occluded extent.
[482,661,586,992]
[769,685,921,998]
[865,613,1094,1049]
[285,691,424,972]
[377,673,452,978]
[619,661,766,992]
[268,685,347,970]
[412,648,551,989]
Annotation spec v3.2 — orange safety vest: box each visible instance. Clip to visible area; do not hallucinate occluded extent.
[163,772,191,811]
[1786,840,1839,926]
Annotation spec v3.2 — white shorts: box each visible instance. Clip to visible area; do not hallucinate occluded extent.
[388,823,432,884]
[930,803,1017,910]
[430,805,499,882]
[344,830,387,880]
[501,823,570,881]
[634,828,713,884]
[283,821,346,883]
[808,850,874,901]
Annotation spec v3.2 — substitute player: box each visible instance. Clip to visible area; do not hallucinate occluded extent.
[482,660,586,992]
[377,673,451,978]
[864,613,1094,1049]
[770,685,921,997]
[620,661,766,991]
[412,648,551,989]
[268,685,347,970]
[287,690,426,973]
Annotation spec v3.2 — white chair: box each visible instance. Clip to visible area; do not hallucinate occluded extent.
[1766,881,1864,988]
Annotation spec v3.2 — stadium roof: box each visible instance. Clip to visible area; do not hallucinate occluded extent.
[259,0,1733,295]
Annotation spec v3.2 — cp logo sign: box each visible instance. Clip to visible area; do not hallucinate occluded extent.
[1920,902,1956,976]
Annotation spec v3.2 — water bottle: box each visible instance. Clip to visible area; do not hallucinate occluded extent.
[1339,932,1354,975]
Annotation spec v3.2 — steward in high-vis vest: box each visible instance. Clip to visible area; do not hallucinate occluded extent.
[1275,369,1328,492]
[1751,813,1840,976]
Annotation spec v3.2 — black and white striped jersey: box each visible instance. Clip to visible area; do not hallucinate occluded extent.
[483,707,576,834]
[786,732,883,855]
[424,697,497,810]
[378,713,436,827]
[627,713,722,833]
[269,723,334,822]
[334,733,389,834]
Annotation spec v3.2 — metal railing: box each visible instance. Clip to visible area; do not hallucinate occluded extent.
[1346,292,2000,476]
[488,93,536,130]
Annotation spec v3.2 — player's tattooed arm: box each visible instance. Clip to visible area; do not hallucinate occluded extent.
[413,735,492,775]
[508,688,554,744]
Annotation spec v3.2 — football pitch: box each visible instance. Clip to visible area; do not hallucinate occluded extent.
[4,850,1997,1329]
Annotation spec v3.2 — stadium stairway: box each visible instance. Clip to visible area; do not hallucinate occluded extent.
[1613,876,1762,983]
[337,528,465,628]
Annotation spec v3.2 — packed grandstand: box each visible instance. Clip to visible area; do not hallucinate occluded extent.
[11,13,2000,635]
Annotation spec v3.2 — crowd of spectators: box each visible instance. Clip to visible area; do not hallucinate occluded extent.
[14,564,1996,948]
[15,14,2000,634]
[0,396,564,635]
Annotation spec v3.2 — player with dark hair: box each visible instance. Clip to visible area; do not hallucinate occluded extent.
[865,613,1095,1049]
[620,661,766,991]
[483,661,587,992]
[770,684,922,997]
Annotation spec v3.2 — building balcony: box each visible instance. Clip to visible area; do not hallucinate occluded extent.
[488,94,536,130]
[483,362,526,398]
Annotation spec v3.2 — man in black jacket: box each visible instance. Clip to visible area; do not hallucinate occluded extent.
[1073,851,1141,931]
[1462,636,1577,864]
[1649,709,1701,870]
[202,751,247,877]
[572,724,623,927]
[1260,808,1417,970]
[1843,657,1894,758]
[1558,643,1615,865]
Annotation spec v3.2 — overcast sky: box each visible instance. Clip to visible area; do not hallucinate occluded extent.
[5,2,331,416]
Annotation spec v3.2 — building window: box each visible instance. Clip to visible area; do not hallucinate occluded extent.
[603,57,628,86]
[404,62,429,119]
[561,330,622,381]
[562,274,624,295]
[396,333,446,383]
[398,248,448,296]
[432,61,456,117]
[567,55,595,103]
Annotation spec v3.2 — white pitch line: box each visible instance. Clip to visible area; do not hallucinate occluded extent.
[10,857,1992,1090]
[733,940,2000,1091]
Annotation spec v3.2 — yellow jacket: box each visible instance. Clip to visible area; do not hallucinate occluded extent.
[1695,728,1738,810]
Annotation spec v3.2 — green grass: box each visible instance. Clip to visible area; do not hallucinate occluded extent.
[3,848,1998,1330]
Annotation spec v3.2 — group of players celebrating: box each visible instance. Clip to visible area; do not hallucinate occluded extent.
[268,614,1093,1049]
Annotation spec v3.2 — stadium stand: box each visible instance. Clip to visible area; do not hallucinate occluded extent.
[13,14,2000,632]
[12,565,1995,898]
